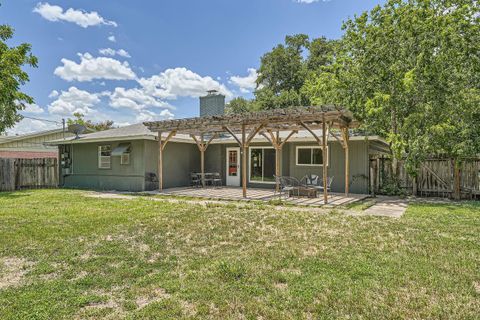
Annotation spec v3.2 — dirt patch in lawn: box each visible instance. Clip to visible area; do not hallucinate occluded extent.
[0,257,35,290]
[135,288,171,309]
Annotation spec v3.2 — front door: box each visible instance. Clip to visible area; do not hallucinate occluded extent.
[226,147,241,186]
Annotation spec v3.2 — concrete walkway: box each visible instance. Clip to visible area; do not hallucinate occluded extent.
[363,196,408,218]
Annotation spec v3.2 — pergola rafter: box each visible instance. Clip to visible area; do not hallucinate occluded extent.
[145,106,356,203]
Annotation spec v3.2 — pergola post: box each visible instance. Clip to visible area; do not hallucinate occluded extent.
[299,120,329,204]
[200,134,205,187]
[241,124,247,198]
[322,116,328,204]
[341,127,350,196]
[158,131,163,191]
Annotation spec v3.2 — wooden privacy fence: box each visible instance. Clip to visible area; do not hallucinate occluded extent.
[0,158,58,191]
[370,157,480,199]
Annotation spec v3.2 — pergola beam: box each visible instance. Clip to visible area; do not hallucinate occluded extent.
[246,123,265,146]
[260,132,273,145]
[329,128,344,147]
[299,121,321,145]
[145,106,356,134]
[223,126,242,146]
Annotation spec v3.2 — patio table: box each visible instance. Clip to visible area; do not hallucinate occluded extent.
[289,186,317,198]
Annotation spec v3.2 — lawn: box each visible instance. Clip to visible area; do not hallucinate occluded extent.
[0,190,478,319]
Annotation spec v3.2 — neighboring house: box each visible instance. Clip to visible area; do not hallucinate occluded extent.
[0,129,74,159]
[47,92,390,194]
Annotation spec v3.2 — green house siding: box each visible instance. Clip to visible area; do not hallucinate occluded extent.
[60,137,374,194]
[63,140,146,191]
[287,141,369,194]
[62,140,200,191]
[158,141,200,189]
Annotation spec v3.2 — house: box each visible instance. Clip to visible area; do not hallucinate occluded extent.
[0,128,74,159]
[47,92,389,195]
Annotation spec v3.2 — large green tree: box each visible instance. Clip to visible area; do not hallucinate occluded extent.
[254,34,336,109]
[303,0,479,195]
[0,19,38,134]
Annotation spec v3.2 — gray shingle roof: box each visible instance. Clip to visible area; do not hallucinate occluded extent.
[46,122,385,146]
[46,123,156,144]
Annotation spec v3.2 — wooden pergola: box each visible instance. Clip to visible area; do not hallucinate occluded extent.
[144,106,357,204]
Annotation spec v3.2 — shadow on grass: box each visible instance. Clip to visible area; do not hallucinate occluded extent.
[0,191,31,199]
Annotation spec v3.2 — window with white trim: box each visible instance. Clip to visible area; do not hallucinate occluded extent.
[98,145,111,169]
[296,146,327,166]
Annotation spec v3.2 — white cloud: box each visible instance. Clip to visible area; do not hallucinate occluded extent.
[117,49,130,58]
[138,67,232,100]
[108,35,116,42]
[48,90,59,98]
[135,109,174,122]
[229,68,258,93]
[48,86,101,116]
[23,103,45,114]
[108,87,173,111]
[33,2,117,28]
[98,48,115,56]
[99,48,131,58]
[54,52,136,82]
[7,118,58,135]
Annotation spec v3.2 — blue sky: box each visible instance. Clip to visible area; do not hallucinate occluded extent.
[1,0,383,134]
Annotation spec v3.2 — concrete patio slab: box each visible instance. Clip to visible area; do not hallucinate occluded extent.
[156,187,369,207]
[363,196,408,218]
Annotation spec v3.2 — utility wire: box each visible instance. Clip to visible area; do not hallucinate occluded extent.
[21,115,63,125]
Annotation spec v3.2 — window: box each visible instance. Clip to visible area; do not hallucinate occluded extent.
[120,145,131,165]
[98,145,111,169]
[296,146,327,166]
[249,147,276,183]
[120,153,130,165]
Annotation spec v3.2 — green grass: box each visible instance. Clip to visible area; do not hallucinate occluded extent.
[0,189,479,319]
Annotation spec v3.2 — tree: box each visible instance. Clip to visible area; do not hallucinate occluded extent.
[256,34,308,95]
[306,37,337,72]
[303,0,480,197]
[67,112,115,131]
[254,34,336,109]
[225,97,256,114]
[0,18,38,134]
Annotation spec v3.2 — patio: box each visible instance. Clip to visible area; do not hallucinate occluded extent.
[157,187,369,207]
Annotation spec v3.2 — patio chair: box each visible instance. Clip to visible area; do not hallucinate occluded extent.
[302,174,320,187]
[203,173,214,186]
[190,172,201,188]
[303,174,334,193]
[274,175,301,199]
[211,172,222,187]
